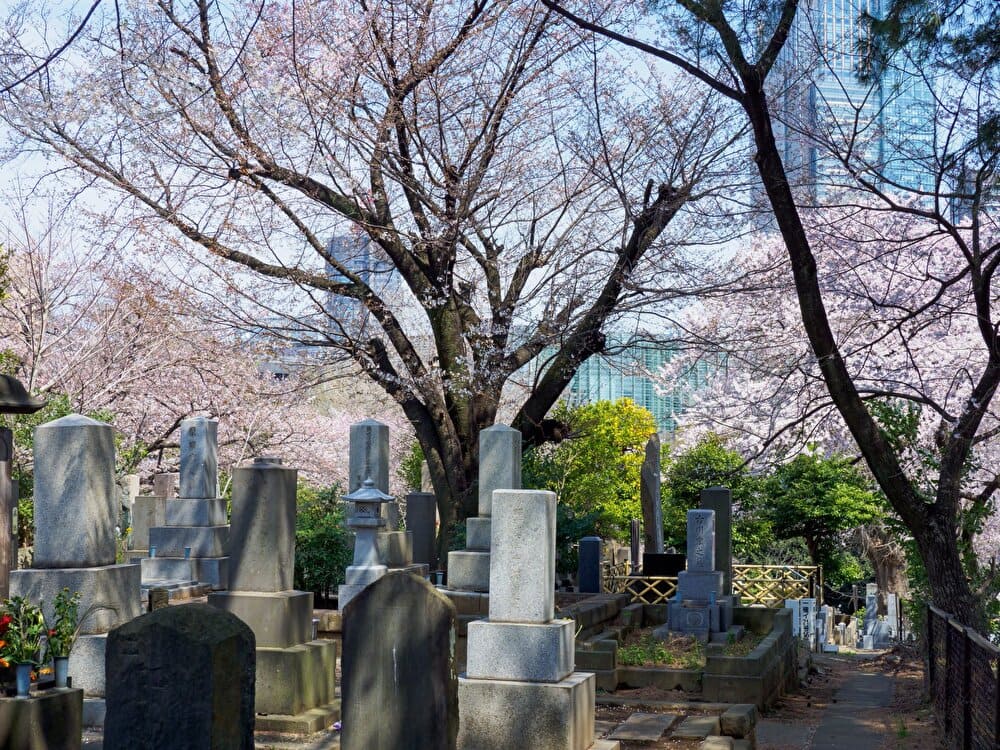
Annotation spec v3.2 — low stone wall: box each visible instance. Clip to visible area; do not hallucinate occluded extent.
[702,607,797,709]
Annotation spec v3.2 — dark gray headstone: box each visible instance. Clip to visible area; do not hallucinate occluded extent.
[104,604,255,750]
[577,536,603,593]
[700,486,733,595]
[406,491,438,568]
[228,456,297,592]
[342,571,457,750]
[640,434,664,553]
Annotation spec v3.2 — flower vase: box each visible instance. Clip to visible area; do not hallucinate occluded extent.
[54,656,69,688]
[15,663,32,698]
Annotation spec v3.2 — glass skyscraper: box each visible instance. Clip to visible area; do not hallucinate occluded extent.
[775,0,935,199]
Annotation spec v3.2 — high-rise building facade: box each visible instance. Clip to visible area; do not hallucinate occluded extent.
[775,0,935,199]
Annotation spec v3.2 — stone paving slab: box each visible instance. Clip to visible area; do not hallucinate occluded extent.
[609,712,677,741]
[672,715,722,739]
[595,719,620,737]
[810,672,893,750]
[756,719,812,747]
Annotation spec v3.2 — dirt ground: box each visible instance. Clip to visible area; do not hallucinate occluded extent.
[595,644,943,749]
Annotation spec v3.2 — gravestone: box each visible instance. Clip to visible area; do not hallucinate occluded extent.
[145,416,230,590]
[664,509,735,641]
[10,414,142,724]
[630,519,641,574]
[886,593,899,638]
[152,472,179,498]
[342,571,457,750]
[348,419,414,571]
[447,424,521,592]
[104,604,255,750]
[208,457,337,732]
[406,491,438,569]
[578,537,602,594]
[459,489,598,750]
[799,598,817,649]
[699,486,733,596]
[640,434,664,554]
[0,429,14,598]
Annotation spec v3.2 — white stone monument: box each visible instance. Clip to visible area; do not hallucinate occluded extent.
[458,489,601,750]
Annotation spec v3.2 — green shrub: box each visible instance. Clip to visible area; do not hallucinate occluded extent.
[294,483,353,599]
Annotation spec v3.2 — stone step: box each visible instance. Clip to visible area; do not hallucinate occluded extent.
[148,525,228,557]
[165,498,228,526]
[254,699,340,734]
[141,557,195,582]
[447,550,490,592]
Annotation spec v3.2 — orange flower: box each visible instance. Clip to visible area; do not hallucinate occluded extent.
[0,658,8,669]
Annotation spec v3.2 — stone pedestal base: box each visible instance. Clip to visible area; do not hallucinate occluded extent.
[148,525,228,557]
[142,555,228,589]
[376,531,413,567]
[466,620,574,682]
[458,671,595,750]
[9,564,142,632]
[447,551,490,592]
[0,688,83,749]
[164,498,228,526]
[255,639,337,717]
[68,633,107,696]
[207,590,313,647]
[465,518,491,551]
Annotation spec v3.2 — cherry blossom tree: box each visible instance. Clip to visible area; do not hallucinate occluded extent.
[0,0,747,556]
[0,204,410,490]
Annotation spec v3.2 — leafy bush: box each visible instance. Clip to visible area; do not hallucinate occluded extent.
[294,483,353,600]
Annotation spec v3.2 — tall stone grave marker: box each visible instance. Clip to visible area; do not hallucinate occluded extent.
[640,434,663,554]
[578,537,602,594]
[664,509,735,641]
[208,457,338,732]
[10,414,142,724]
[342,572,458,750]
[458,489,599,750]
[699,486,733,596]
[104,604,255,749]
[447,424,521,592]
[407,491,438,569]
[349,419,414,569]
[152,471,179,498]
[145,416,230,589]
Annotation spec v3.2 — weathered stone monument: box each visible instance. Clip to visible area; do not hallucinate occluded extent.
[640,434,663,554]
[208,456,337,732]
[458,489,602,750]
[10,414,143,726]
[144,417,230,590]
[342,571,458,750]
[663,509,735,641]
[104,603,255,749]
[447,424,521,592]
[699,486,733,596]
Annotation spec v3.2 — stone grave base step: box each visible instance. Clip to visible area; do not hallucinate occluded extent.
[82,697,105,728]
[446,550,490,592]
[254,699,340,734]
[147,525,228,557]
[141,581,212,601]
[255,640,338,716]
[458,671,596,750]
[0,687,84,748]
[10,564,142,632]
[209,590,313,648]
[376,530,413,567]
[69,634,107,697]
[164,497,227,526]
[141,556,228,590]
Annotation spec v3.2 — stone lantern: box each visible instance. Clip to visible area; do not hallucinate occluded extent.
[0,376,45,597]
[338,477,394,610]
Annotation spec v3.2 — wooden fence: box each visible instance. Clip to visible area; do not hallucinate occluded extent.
[601,562,822,606]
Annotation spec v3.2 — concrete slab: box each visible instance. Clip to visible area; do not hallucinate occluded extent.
[672,715,722,739]
[756,720,811,747]
[810,672,894,750]
[609,713,677,741]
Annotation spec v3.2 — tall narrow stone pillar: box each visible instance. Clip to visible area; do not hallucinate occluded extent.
[699,486,733,596]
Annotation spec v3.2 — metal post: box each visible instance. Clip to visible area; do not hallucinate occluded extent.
[962,626,972,750]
